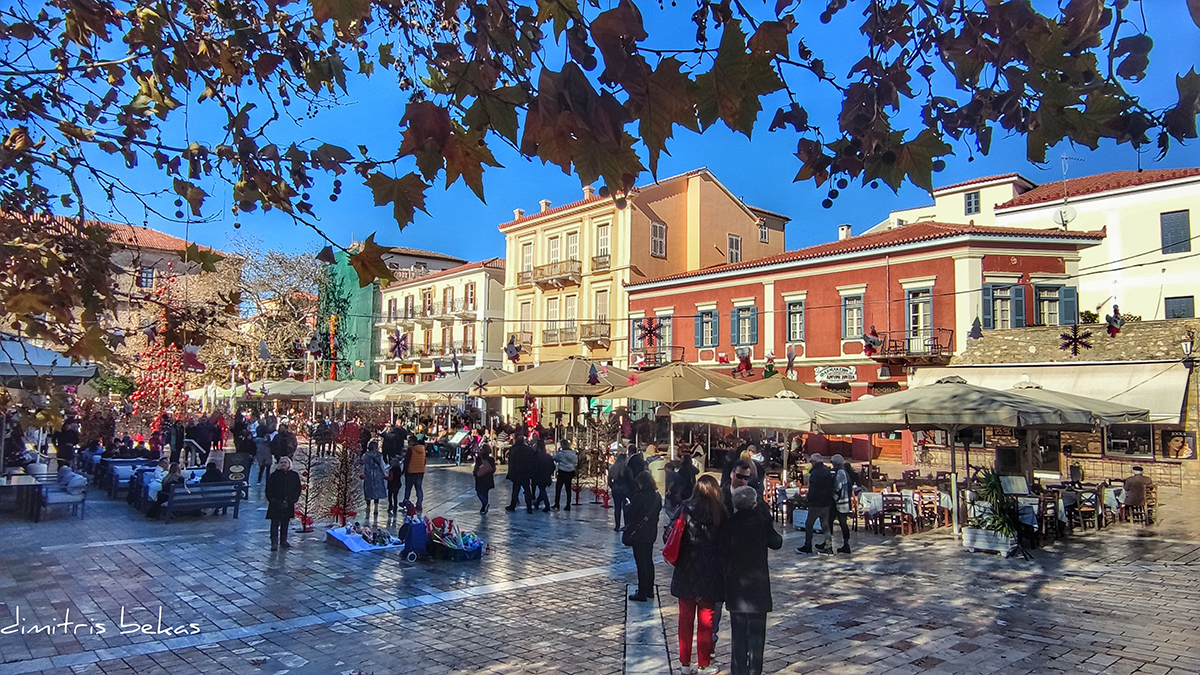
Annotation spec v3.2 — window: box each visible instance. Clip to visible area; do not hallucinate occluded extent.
[421,329,431,350]
[520,302,532,333]
[596,225,610,257]
[136,266,154,288]
[565,295,577,327]
[992,286,1012,329]
[787,301,805,342]
[659,315,672,349]
[548,237,561,263]
[1161,210,1191,254]
[842,296,863,339]
[1165,296,1195,319]
[759,221,769,243]
[464,283,476,310]
[443,325,454,349]
[695,310,719,348]
[546,297,559,328]
[404,295,415,317]
[567,232,579,261]
[630,317,644,351]
[728,234,742,263]
[595,290,609,321]
[463,324,476,351]
[521,243,533,271]
[422,290,433,313]
[1037,287,1059,326]
[731,307,759,346]
[907,289,933,350]
[650,222,667,258]
[443,286,454,309]
[387,299,397,321]
[964,191,981,215]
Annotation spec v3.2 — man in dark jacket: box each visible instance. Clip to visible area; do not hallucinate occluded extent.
[504,434,535,513]
[797,454,834,554]
[721,485,783,675]
[191,415,215,465]
[531,443,556,512]
[722,460,772,520]
[624,471,662,602]
[270,425,298,460]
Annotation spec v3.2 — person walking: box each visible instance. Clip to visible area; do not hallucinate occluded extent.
[505,434,535,513]
[254,427,272,485]
[624,471,662,602]
[386,454,404,515]
[830,454,857,554]
[671,475,727,675]
[362,440,387,521]
[721,485,783,675]
[474,443,496,514]
[552,439,578,511]
[265,456,302,551]
[403,433,427,511]
[797,454,834,554]
[271,424,298,461]
[607,452,631,531]
[532,441,556,512]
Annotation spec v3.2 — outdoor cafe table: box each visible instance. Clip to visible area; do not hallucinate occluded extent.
[0,474,45,520]
[858,490,953,526]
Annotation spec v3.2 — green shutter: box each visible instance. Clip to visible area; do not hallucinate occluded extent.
[1060,287,1078,325]
[982,285,993,330]
[694,312,703,347]
[750,307,759,344]
[1012,285,1025,328]
[730,309,739,346]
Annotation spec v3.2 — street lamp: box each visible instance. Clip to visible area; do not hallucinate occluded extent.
[1183,330,1195,357]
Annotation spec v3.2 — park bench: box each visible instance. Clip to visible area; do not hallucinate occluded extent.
[160,481,242,523]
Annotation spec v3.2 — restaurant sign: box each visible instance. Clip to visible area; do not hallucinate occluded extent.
[814,365,857,383]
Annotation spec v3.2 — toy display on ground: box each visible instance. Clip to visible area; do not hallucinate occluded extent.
[326,501,486,561]
[325,520,404,552]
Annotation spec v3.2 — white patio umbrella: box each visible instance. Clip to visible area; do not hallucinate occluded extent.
[814,375,1098,532]
[671,397,831,431]
[604,372,744,459]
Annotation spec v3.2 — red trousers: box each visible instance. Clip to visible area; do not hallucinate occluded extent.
[678,597,716,668]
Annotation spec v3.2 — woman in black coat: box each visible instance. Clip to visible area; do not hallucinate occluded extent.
[720,485,783,675]
[671,475,727,674]
[265,456,302,551]
[474,444,497,514]
[623,471,662,602]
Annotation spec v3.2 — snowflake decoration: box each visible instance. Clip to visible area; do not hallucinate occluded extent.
[1059,324,1093,356]
[637,318,663,348]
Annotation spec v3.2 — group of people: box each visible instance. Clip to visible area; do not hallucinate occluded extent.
[499,431,578,514]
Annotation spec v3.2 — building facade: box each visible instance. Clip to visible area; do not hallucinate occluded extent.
[868,168,1200,324]
[375,258,506,384]
[498,168,788,372]
[626,223,1103,407]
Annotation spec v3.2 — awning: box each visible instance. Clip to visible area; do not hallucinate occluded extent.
[911,362,1189,424]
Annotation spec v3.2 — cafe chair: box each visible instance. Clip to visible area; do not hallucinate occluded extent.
[879,493,913,536]
[1038,493,1059,545]
[1072,490,1100,530]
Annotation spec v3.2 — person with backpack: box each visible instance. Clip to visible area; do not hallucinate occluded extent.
[671,475,727,675]
[624,470,661,602]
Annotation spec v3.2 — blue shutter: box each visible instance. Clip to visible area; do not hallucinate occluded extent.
[750,307,759,344]
[904,293,912,336]
[730,309,739,346]
[712,311,720,347]
[1060,286,1078,325]
[799,302,806,341]
[1161,211,1192,254]
[841,298,849,339]
[981,285,993,330]
[694,312,703,347]
[1012,285,1025,328]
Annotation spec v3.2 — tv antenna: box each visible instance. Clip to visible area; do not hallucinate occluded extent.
[1054,155,1085,229]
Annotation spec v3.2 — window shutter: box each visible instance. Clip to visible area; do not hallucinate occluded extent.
[981,285,993,330]
[1161,211,1192,254]
[1012,285,1025,328]
[712,311,720,347]
[841,300,849,339]
[730,309,739,346]
[750,307,759,344]
[1060,286,1078,325]
[695,313,703,347]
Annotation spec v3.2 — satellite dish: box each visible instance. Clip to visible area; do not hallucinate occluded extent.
[1052,205,1077,228]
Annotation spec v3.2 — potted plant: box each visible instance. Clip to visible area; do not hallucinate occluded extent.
[962,467,1019,556]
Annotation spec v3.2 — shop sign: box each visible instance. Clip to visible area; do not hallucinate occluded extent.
[814,365,857,383]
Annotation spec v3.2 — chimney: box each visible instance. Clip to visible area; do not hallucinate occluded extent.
[583,185,595,199]
[539,199,552,212]
[513,208,525,220]
[838,223,852,241]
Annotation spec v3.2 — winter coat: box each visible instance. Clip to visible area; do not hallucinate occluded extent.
[255,438,272,464]
[474,456,496,492]
[362,449,387,501]
[554,448,578,473]
[405,443,427,475]
[506,441,533,483]
[265,468,302,520]
[532,451,555,488]
[719,508,783,614]
[670,499,725,602]
[806,463,835,509]
[270,430,297,459]
[199,466,225,483]
[623,485,662,546]
[191,422,215,451]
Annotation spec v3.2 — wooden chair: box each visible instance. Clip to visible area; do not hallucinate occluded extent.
[915,488,940,529]
[879,493,913,535]
[1039,493,1060,544]
[1072,489,1100,530]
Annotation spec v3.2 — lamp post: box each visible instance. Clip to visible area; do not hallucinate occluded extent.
[1184,330,1196,442]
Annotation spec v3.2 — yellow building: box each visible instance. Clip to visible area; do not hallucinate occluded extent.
[498,168,788,375]
[867,168,1200,322]
[376,258,506,384]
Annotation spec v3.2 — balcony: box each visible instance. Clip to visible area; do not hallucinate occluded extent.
[559,325,578,344]
[515,331,533,354]
[542,328,560,346]
[580,322,611,348]
[591,254,610,272]
[517,270,533,287]
[630,346,685,368]
[869,328,954,366]
[532,259,583,288]
[448,299,478,317]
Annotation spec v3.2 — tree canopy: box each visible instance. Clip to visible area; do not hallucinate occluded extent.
[1,0,1197,361]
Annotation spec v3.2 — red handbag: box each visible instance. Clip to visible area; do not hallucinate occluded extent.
[662,511,686,566]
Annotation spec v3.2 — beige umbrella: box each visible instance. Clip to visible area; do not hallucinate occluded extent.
[369,383,414,402]
[671,397,831,431]
[604,373,745,459]
[484,356,633,397]
[636,361,742,389]
[408,368,508,396]
[730,377,848,400]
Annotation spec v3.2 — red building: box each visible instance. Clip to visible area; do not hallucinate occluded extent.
[626,222,1104,405]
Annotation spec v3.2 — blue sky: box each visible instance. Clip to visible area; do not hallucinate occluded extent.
[83,1,1200,260]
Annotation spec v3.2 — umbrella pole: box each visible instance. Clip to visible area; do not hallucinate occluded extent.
[706,424,711,471]
[948,425,961,534]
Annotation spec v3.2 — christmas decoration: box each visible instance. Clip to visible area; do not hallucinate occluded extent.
[1106,305,1125,337]
[587,364,600,385]
[327,439,359,526]
[471,378,489,396]
[1059,324,1094,356]
[388,329,407,360]
[717,352,730,364]
[181,344,206,372]
[293,445,322,533]
[967,317,983,340]
[626,372,640,386]
[451,350,461,376]
[307,333,324,358]
[433,360,445,378]
[862,325,882,357]
[636,317,663,347]
[786,347,797,375]
[763,361,778,378]
[504,335,521,363]
[732,350,754,378]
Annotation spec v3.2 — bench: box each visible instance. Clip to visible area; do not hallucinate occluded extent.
[98,459,155,490]
[161,481,242,523]
[34,483,88,522]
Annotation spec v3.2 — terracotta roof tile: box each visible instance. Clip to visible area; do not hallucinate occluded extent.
[498,168,710,230]
[935,173,1030,192]
[4,212,223,254]
[630,223,1104,287]
[385,246,467,262]
[386,257,505,288]
[997,168,1200,209]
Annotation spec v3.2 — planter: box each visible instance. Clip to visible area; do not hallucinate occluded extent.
[961,527,1017,557]
[792,508,822,532]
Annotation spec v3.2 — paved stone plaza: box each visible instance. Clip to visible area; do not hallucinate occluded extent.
[0,460,1197,675]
